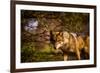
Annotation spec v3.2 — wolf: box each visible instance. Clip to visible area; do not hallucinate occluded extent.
[50,31,89,61]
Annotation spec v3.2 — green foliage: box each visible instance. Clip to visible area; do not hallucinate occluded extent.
[21,43,63,62]
[21,10,89,32]
[21,45,35,62]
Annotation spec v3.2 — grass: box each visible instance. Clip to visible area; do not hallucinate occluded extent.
[21,49,64,63]
[21,43,64,63]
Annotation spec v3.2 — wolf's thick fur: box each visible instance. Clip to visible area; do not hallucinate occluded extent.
[50,31,89,61]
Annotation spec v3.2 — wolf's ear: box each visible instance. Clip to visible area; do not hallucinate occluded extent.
[59,32,63,36]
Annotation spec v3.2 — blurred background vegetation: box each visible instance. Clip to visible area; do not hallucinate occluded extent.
[21,10,89,63]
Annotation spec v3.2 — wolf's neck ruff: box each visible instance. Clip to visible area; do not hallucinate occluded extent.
[70,33,78,49]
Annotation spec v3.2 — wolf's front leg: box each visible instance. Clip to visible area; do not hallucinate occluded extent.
[64,54,68,61]
[76,49,81,60]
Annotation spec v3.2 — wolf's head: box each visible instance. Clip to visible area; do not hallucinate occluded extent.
[50,31,70,51]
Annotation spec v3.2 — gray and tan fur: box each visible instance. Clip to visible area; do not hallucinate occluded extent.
[50,31,89,61]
